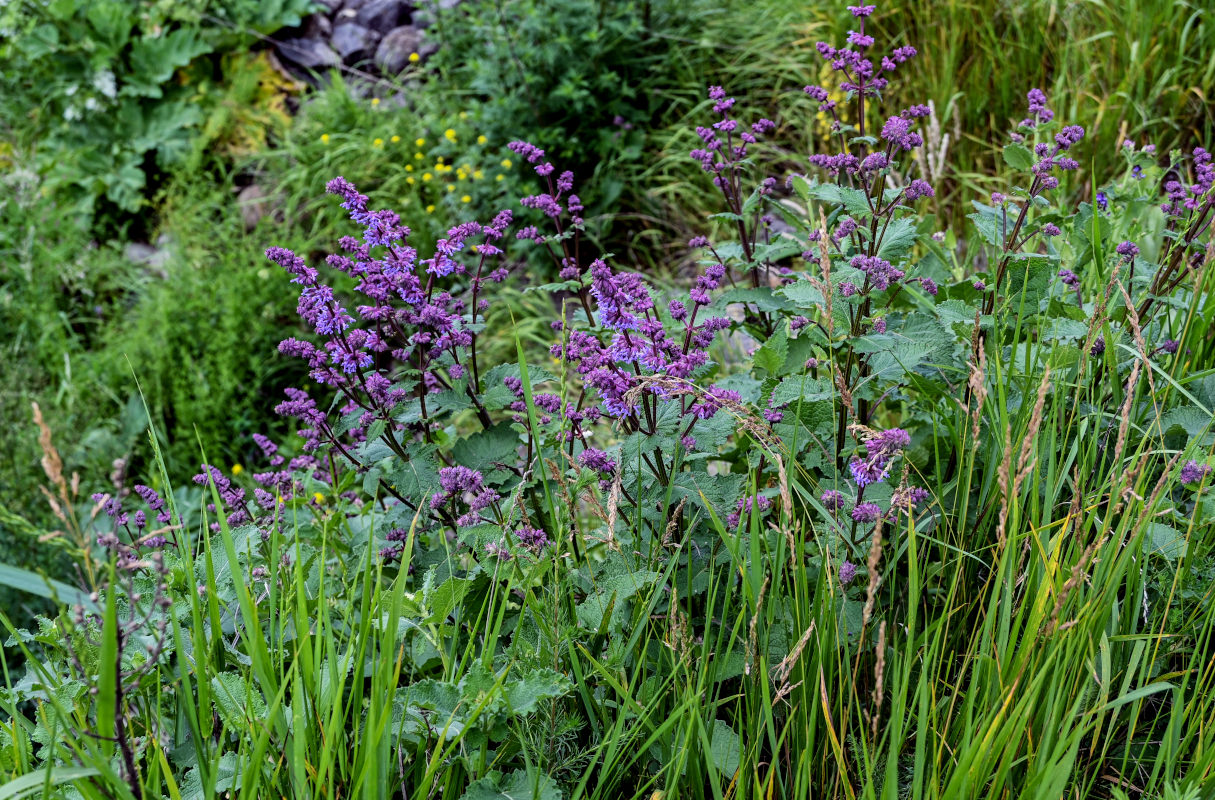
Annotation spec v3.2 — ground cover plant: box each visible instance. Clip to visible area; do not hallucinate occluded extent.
[3,1,1215,798]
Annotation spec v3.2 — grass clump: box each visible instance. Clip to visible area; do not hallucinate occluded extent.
[2,1,1215,798]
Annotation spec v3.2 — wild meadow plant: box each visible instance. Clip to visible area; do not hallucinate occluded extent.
[3,2,1215,798]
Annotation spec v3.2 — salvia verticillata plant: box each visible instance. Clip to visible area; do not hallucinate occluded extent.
[5,2,1215,797]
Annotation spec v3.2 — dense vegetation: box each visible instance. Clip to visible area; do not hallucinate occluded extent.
[2,0,1214,797]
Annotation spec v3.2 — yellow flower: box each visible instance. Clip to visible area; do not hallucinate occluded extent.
[405,164,413,172]
[426,204,435,213]
[231,464,243,476]
[320,133,330,144]
[444,128,457,141]
[406,176,415,184]
[415,137,425,147]
[436,155,444,164]
[461,194,471,203]
[473,169,484,180]
[459,112,468,120]
[422,172,432,181]
[476,135,487,145]
[408,52,420,63]
[456,169,467,180]
[373,137,383,147]
[371,97,380,107]
[500,158,512,168]
[414,152,423,160]
[390,135,400,143]
[313,492,325,504]
[495,174,505,181]
[447,185,455,193]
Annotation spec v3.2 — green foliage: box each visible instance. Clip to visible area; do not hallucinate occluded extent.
[0,0,312,227]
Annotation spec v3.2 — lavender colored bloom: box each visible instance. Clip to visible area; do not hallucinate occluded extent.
[847,5,876,17]
[849,457,889,487]
[1041,223,1061,237]
[850,255,904,291]
[1058,269,1079,288]
[1116,241,1139,259]
[579,448,616,475]
[820,490,844,512]
[1090,335,1106,357]
[1180,460,1212,485]
[839,560,859,586]
[1096,192,1108,211]
[851,502,882,523]
[514,526,551,550]
[727,494,773,528]
[1160,339,1179,354]
[1024,88,1054,127]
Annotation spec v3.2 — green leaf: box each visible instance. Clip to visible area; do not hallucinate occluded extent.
[753,324,789,376]
[125,29,211,97]
[707,719,741,777]
[0,563,97,610]
[1002,143,1036,170]
[876,217,919,263]
[211,672,268,730]
[461,769,562,800]
[1159,406,1213,440]
[0,767,100,800]
[503,668,573,715]
[452,423,520,477]
[1144,523,1186,561]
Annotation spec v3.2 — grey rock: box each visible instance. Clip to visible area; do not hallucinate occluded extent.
[316,0,343,10]
[356,0,410,31]
[238,184,271,231]
[332,23,380,62]
[334,8,358,21]
[342,0,370,10]
[125,241,170,274]
[374,25,425,74]
[276,37,341,70]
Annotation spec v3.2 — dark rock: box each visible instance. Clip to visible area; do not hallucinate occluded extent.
[332,23,380,62]
[374,25,425,74]
[342,0,371,10]
[356,0,410,31]
[277,37,342,70]
[302,13,333,39]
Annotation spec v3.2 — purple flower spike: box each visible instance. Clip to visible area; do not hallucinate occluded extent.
[1180,460,1211,485]
[839,560,859,585]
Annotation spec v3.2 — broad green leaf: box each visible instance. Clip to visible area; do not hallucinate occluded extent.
[1002,143,1036,170]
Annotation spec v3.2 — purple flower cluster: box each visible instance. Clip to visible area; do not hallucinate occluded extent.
[1162,148,1214,217]
[1008,89,1085,192]
[727,494,773,529]
[848,427,911,488]
[267,177,514,462]
[1180,460,1212,486]
[514,525,551,550]
[431,466,501,527]
[689,85,777,198]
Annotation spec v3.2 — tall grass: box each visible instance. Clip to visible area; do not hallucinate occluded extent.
[4,265,1213,797]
